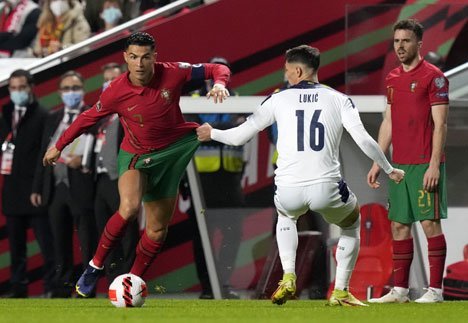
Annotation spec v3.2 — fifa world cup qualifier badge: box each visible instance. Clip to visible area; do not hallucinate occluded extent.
[161,89,172,104]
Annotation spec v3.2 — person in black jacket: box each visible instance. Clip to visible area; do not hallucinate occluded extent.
[32,70,98,298]
[0,69,54,298]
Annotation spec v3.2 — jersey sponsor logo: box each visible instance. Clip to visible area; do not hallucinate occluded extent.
[410,81,418,92]
[421,208,432,215]
[96,100,102,112]
[192,63,203,68]
[436,92,449,98]
[178,62,191,69]
[434,77,445,89]
[127,104,138,111]
[161,89,172,104]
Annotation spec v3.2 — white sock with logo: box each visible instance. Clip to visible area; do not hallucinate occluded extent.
[335,217,360,290]
[276,214,298,274]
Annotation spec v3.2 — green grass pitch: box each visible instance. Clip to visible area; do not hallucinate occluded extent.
[1,299,467,323]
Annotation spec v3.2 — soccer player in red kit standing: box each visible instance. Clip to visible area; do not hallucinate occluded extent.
[42,32,231,297]
[367,19,449,303]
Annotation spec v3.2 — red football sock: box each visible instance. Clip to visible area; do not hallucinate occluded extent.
[392,238,414,289]
[428,234,446,289]
[130,231,163,277]
[92,212,129,268]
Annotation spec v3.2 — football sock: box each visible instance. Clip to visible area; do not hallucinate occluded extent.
[93,211,129,268]
[130,231,163,277]
[276,214,298,274]
[335,217,360,290]
[428,234,446,289]
[392,238,413,289]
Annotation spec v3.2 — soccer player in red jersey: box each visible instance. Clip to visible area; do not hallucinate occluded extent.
[42,32,231,297]
[367,19,449,303]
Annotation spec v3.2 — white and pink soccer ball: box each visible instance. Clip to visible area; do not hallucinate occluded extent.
[108,274,147,307]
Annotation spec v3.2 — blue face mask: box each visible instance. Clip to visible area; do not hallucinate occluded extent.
[62,91,83,108]
[10,90,30,106]
[101,7,123,25]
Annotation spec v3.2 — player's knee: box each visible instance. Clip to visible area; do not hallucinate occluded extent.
[391,221,411,239]
[336,204,360,228]
[420,219,442,238]
[145,226,167,242]
[119,200,141,220]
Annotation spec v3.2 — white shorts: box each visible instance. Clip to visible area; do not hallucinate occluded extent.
[274,179,358,225]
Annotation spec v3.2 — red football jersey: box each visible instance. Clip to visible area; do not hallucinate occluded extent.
[386,59,449,164]
[56,62,230,154]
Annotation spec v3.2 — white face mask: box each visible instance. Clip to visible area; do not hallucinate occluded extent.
[50,0,70,17]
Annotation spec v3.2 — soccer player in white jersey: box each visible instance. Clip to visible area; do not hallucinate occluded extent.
[196,45,405,306]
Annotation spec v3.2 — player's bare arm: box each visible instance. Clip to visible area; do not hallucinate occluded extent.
[42,146,61,166]
[423,104,448,191]
[196,123,213,141]
[367,104,392,188]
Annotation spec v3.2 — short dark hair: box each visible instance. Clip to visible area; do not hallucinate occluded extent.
[102,62,122,73]
[125,32,155,51]
[9,69,34,86]
[209,56,231,69]
[59,70,84,86]
[285,45,320,71]
[393,18,424,41]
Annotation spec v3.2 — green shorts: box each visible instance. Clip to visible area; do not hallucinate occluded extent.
[118,133,200,202]
[388,163,447,224]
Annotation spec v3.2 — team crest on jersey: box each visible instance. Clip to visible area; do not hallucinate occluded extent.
[96,101,102,112]
[161,89,172,103]
[434,77,445,89]
[410,81,418,92]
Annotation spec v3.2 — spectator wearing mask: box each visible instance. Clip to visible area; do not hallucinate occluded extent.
[100,0,123,31]
[34,0,90,57]
[33,70,97,298]
[0,69,55,298]
[0,0,41,57]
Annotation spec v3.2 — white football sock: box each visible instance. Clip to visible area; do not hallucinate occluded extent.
[276,214,298,274]
[335,217,360,290]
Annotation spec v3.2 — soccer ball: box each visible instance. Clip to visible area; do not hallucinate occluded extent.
[108,273,148,307]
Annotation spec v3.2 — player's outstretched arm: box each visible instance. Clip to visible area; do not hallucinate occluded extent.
[206,83,230,104]
[42,146,61,166]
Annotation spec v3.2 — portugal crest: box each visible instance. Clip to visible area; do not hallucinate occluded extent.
[161,89,172,104]
[410,81,418,92]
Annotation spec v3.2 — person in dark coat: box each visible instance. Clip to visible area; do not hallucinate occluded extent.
[32,70,98,298]
[0,69,54,297]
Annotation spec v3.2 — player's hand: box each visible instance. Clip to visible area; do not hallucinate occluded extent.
[423,164,440,192]
[196,123,213,142]
[206,83,229,104]
[43,146,61,166]
[389,168,405,184]
[367,163,381,189]
[30,193,42,207]
[66,154,82,169]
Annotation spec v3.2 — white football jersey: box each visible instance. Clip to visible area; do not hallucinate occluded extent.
[247,81,363,187]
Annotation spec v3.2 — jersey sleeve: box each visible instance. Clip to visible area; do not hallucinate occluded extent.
[429,73,449,106]
[246,95,276,131]
[55,92,115,151]
[341,97,363,131]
